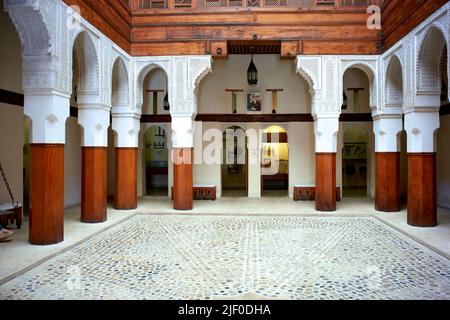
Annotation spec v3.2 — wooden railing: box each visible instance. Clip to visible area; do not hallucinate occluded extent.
[133,0,382,10]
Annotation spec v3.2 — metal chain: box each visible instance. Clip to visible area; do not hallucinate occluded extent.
[0,163,19,209]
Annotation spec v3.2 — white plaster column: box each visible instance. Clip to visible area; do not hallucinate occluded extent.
[24,93,71,144]
[247,122,261,198]
[373,115,403,153]
[112,113,141,148]
[171,114,195,150]
[171,114,195,210]
[373,115,403,212]
[77,104,111,148]
[404,107,440,227]
[24,92,70,245]
[314,114,340,211]
[77,103,111,223]
[314,114,340,153]
[404,109,440,154]
[112,112,140,210]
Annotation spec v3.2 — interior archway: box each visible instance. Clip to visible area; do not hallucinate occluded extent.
[261,125,289,197]
[340,68,374,199]
[142,126,169,196]
[221,126,247,197]
[342,125,369,198]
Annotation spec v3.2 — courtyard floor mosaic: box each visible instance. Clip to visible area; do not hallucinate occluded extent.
[0,215,449,300]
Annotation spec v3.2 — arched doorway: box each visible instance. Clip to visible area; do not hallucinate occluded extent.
[261,125,289,197]
[221,126,247,197]
[340,67,375,199]
[342,125,369,198]
[143,126,169,196]
[139,65,170,197]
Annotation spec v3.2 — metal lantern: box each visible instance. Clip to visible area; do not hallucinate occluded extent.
[247,52,258,86]
[342,90,348,110]
[163,92,170,111]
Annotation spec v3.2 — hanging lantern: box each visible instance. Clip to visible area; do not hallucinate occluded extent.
[342,90,348,110]
[163,92,170,111]
[247,49,258,86]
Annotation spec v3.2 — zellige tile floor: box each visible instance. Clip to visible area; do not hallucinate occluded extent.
[0,197,449,300]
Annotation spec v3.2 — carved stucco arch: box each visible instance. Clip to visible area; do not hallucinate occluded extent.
[342,62,377,110]
[188,57,213,115]
[111,57,130,108]
[385,54,404,108]
[136,63,169,110]
[296,65,316,96]
[192,59,213,97]
[6,2,53,56]
[417,24,448,94]
[71,31,100,95]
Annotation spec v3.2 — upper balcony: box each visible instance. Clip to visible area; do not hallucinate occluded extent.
[130,0,383,12]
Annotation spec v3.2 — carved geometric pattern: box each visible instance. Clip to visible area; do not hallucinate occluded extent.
[112,57,130,108]
[417,26,447,93]
[72,32,100,94]
[385,55,403,107]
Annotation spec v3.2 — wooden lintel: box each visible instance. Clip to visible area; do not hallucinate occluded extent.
[266,89,284,92]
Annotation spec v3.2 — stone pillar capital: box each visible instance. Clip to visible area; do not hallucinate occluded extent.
[111,113,141,148]
[24,93,70,144]
[314,114,340,153]
[171,113,195,149]
[373,115,403,153]
[77,105,111,147]
[404,108,440,153]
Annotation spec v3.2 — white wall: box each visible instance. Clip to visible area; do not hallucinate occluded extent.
[438,115,450,209]
[0,105,24,205]
[0,3,23,205]
[191,55,314,198]
[288,122,315,197]
[64,118,81,208]
[193,122,223,195]
[198,55,311,114]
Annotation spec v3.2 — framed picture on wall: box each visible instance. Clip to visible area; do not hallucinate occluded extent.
[247,92,262,113]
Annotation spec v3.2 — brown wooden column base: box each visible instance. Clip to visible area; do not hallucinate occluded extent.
[30,144,65,245]
[173,148,193,211]
[315,153,336,212]
[407,153,437,227]
[375,152,401,212]
[115,148,137,210]
[81,147,107,223]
